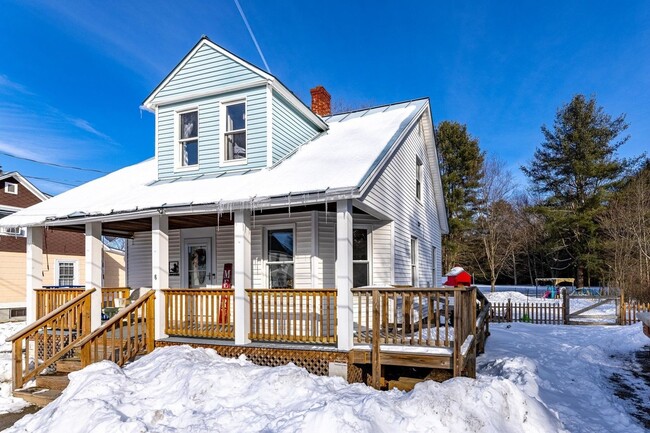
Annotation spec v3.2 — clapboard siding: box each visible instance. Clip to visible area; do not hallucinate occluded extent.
[153,44,263,101]
[361,116,443,287]
[157,86,268,180]
[216,225,234,285]
[317,212,336,288]
[271,91,321,164]
[127,231,152,288]
[168,230,181,288]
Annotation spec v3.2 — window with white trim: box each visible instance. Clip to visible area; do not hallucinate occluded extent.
[178,110,198,167]
[411,237,418,287]
[353,228,370,287]
[4,182,17,194]
[0,227,25,237]
[267,228,294,288]
[415,157,422,200]
[432,246,437,287]
[223,102,246,161]
[57,261,76,287]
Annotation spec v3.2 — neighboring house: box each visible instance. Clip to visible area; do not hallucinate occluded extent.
[2,37,468,382]
[0,172,126,321]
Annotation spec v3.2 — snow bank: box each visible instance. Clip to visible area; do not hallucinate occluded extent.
[7,345,564,433]
[0,321,30,414]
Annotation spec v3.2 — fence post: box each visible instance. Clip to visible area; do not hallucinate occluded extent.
[619,289,625,325]
[506,298,512,322]
[371,289,381,389]
[562,287,569,325]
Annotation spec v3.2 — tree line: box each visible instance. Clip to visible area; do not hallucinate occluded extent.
[438,94,649,301]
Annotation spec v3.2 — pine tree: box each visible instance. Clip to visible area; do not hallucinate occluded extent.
[521,94,631,287]
[436,121,485,272]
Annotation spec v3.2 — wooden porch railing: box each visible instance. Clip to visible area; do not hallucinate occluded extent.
[164,289,235,339]
[247,289,337,344]
[7,289,94,390]
[101,287,131,308]
[35,288,85,319]
[452,287,477,377]
[75,290,155,368]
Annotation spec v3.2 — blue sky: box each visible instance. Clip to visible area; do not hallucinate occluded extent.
[1,0,648,194]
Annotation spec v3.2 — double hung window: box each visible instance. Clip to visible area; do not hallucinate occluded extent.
[57,261,76,287]
[353,228,370,287]
[179,111,198,167]
[224,102,246,161]
[267,228,294,288]
[411,237,418,287]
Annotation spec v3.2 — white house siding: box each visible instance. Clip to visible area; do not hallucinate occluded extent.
[271,91,321,164]
[317,212,336,288]
[168,230,181,288]
[361,116,443,287]
[157,85,267,180]
[152,44,263,102]
[127,231,152,289]
[215,225,234,285]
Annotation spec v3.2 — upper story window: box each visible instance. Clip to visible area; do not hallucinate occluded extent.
[0,227,26,237]
[223,102,246,162]
[4,182,17,194]
[416,157,423,200]
[179,110,198,167]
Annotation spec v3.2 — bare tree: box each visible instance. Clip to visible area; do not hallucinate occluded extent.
[470,156,520,291]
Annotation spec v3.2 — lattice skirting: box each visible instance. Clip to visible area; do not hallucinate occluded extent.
[155,340,364,383]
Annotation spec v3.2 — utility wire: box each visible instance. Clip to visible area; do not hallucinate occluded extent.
[234,0,271,73]
[23,175,81,187]
[0,151,108,173]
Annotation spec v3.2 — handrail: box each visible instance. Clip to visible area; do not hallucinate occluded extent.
[101,287,131,308]
[34,288,86,319]
[352,286,474,293]
[7,289,95,343]
[74,290,155,368]
[9,289,95,390]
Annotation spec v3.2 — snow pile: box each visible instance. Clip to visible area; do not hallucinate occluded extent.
[484,291,538,304]
[0,321,30,414]
[8,345,564,433]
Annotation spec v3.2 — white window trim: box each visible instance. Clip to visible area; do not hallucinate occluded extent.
[432,246,437,288]
[174,106,200,172]
[352,225,373,287]
[0,227,26,237]
[4,183,17,194]
[415,157,423,202]
[54,259,79,287]
[220,98,248,167]
[410,237,419,287]
[264,224,296,288]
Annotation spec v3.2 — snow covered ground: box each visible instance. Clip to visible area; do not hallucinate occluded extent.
[1,320,648,432]
[0,322,30,415]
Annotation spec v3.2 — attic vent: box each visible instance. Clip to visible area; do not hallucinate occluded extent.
[4,182,17,194]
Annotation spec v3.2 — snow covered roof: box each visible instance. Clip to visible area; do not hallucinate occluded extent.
[0,99,430,228]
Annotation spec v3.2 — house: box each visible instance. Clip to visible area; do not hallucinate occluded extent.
[0,171,126,322]
[3,37,488,393]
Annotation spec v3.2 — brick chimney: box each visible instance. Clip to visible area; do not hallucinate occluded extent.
[310,86,331,116]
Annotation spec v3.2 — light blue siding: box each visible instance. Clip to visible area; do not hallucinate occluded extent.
[152,44,263,103]
[271,91,321,164]
[157,86,268,180]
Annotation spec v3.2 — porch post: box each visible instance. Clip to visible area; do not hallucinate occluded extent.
[85,222,103,330]
[25,226,43,324]
[234,210,251,344]
[152,215,169,339]
[336,199,354,350]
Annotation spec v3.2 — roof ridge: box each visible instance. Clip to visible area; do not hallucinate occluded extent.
[325,96,430,119]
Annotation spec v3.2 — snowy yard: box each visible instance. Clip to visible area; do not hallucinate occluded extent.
[1,319,648,432]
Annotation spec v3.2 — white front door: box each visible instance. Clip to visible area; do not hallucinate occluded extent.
[184,238,213,288]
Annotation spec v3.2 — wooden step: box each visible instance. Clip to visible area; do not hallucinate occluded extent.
[55,359,82,373]
[35,373,69,390]
[13,387,61,407]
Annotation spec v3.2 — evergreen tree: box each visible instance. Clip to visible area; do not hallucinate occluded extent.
[521,94,631,287]
[436,121,485,272]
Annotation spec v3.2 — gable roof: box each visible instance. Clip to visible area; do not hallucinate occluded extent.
[0,100,440,228]
[142,36,327,131]
[0,172,49,203]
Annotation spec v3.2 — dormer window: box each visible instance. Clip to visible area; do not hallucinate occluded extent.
[179,110,198,167]
[223,101,246,163]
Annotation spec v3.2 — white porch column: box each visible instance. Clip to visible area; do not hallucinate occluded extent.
[152,215,169,340]
[234,210,251,344]
[85,222,103,330]
[336,199,354,350]
[25,226,43,324]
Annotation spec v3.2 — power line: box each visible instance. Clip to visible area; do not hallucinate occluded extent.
[23,175,81,187]
[0,151,109,173]
[234,0,271,73]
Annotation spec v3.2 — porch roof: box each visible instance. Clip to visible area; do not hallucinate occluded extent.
[0,100,426,229]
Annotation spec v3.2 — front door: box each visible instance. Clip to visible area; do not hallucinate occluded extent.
[184,238,212,288]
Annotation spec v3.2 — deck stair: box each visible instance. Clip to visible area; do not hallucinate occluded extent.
[13,358,82,406]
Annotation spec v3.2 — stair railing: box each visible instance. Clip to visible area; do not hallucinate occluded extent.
[6,289,95,390]
[74,290,155,368]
